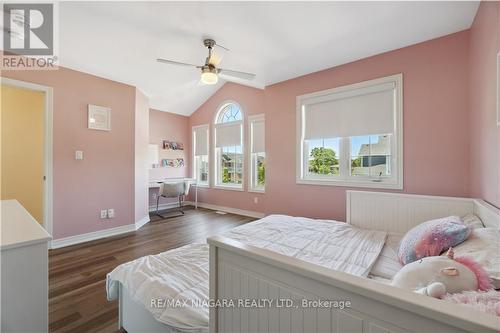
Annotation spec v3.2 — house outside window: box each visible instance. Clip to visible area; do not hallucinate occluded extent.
[351,134,391,177]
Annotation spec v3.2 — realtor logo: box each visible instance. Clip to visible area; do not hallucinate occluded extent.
[3,3,53,56]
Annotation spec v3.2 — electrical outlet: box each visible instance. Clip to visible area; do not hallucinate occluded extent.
[254,197,258,204]
[107,208,115,218]
[100,209,107,219]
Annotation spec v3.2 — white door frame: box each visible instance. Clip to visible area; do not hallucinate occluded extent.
[1,77,54,237]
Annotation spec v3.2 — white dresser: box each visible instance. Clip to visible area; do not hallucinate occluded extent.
[1,200,52,333]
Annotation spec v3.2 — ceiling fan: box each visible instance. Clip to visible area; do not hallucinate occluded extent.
[157,39,256,85]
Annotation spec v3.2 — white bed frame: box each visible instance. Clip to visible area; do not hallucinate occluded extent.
[118,283,189,333]
[208,191,500,333]
[117,191,500,333]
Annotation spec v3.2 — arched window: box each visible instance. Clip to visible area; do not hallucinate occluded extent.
[216,103,243,124]
[214,102,244,188]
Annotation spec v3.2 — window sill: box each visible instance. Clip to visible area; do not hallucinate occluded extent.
[194,183,209,188]
[296,178,403,190]
[248,188,265,194]
[213,185,244,192]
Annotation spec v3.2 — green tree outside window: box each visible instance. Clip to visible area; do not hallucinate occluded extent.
[309,147,339,175]
[257,162,265,186]
[222,167,231,183]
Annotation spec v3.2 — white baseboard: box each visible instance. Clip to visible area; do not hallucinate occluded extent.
[52,202,263,249]
[135,215,150,230]
[50,224,136,249]
[150,200,264,219]
[185,201,265,219]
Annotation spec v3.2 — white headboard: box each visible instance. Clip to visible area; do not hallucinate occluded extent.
[346,191,500,233]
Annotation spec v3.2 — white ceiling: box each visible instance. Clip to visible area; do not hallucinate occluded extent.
[59,1,479,116]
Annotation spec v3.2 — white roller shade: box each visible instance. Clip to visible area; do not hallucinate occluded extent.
[251,119,265,153]
[215,123,242,147]
[303,82,395,140]
[194,126,208,156]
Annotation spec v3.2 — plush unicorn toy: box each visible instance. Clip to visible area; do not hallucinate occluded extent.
[391,248,492,298]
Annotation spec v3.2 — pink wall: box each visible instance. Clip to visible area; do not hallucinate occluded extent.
[135,89,150,222]
[469,1,500,208]
[148,109,190,207]
[189,83,267,212]
[189,31,471,220]
[2,67,136,239]
[4,4,496,238]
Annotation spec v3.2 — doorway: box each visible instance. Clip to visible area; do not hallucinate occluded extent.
[1,78,53,235]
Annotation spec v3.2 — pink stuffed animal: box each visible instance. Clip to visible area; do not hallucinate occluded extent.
[391,248,492,298]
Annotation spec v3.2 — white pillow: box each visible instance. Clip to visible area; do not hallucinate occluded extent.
[451,228,500,289]
[370,232,404,279]
[461,213,484,229]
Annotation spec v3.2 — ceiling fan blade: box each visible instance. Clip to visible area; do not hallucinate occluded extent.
[214,43,229,51]
[157,58,200,68]
[218,68,255,81]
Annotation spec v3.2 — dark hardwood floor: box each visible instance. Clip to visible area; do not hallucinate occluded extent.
[48,207,255,333]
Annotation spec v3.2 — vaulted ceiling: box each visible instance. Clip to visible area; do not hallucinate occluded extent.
[59,1,479,116]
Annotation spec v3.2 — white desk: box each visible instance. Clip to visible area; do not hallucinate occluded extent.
[148,178,198,209]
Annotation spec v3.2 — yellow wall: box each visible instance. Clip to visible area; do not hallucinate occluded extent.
[1,84,45,223]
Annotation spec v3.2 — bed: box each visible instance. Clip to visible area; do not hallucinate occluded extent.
[107,191,500,333]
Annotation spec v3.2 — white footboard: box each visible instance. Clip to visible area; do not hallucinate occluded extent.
[208,237,500,333]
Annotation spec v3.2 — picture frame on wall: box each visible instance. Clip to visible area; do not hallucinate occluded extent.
[160,158,185,168]
[88,104,111,131]
[162,140,184,150]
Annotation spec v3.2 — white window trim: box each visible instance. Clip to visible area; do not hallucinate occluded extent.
[296,74,403,189]
[192,124,210,188]
[213,101,245,191]
[248,114,265,193]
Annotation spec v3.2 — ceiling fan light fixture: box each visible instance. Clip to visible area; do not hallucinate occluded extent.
[201,67,218,85]
[157,39,255,84]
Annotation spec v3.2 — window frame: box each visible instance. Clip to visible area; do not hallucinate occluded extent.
[248,114,266,193]
[191,124,209,188]
[296,74,403,189]
[213,101,245,191]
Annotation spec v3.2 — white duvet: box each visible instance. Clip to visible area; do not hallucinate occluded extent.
[107,214,387,332]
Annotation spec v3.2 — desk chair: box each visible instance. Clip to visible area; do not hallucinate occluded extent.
[155,182,187,218]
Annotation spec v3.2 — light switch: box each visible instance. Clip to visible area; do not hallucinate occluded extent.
[75,151,83,160]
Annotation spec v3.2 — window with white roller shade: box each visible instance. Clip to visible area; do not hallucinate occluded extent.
[193,125,208,156]
[250,118,265,153]
[214,102,244,189]
[303,82,395,140]
[215,123,242,147]
[297,74,403,189]
[249,114,265,192]
[192,125,209,185]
